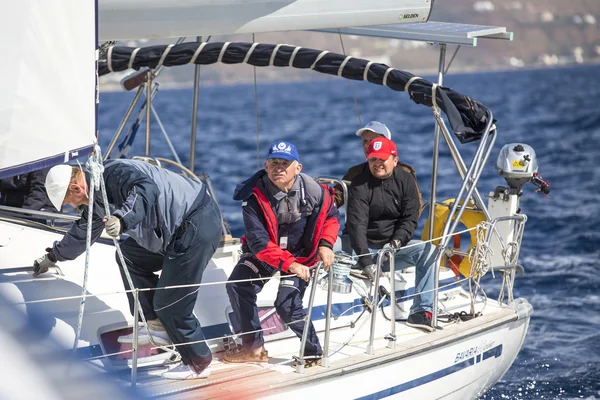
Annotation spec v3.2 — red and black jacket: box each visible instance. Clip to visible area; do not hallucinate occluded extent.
[233,171,340,272]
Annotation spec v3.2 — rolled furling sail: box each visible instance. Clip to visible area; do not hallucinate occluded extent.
[99,42,492,143]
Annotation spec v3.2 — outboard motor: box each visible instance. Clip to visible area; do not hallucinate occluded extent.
[487,143,550,269]
[495,143,550,196]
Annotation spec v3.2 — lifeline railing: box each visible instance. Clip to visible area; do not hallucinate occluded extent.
[3,218,524,394]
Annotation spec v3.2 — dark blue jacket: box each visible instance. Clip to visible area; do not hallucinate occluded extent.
[233,170,339,272]
[51,159,206,261]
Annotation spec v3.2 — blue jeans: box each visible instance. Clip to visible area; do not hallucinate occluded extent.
[336,236,438,314]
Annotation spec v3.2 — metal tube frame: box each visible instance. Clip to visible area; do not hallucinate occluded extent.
[0,205,79,221]
[366,251,388,355]
[104,86,145,158]
[427,43,445,332]
[145,70,153,156]
[322,266,334,367]
[131,289,139,388]
[104,36,186,160]
[386,249,396,349]
[431,110,496,327]
[435,116,509,251]
[189,36,202,173]
[104,85,159,161]
[315,177,348,223]
[427,43,446,241]
[296,262,323,374]
[435,116,489,216]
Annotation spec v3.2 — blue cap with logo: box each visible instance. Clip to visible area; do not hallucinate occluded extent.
[266,141,300,162]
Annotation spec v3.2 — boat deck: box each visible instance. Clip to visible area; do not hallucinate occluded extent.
[118,303,517,399]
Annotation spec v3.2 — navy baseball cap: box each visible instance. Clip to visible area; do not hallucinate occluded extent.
[266,141,300,162]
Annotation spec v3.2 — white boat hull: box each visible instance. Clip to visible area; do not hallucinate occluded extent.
[260,314,529,399]
[0,218,531,399]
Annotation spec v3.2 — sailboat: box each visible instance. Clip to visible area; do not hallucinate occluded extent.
[0,0,546,398]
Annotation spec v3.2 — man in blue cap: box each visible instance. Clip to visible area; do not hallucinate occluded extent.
[224,141,340,367]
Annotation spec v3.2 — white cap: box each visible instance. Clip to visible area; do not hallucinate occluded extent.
[355,121,392,140]
[45,165,73,211]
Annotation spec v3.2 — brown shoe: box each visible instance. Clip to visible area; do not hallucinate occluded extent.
[223,346,268,363]
[292,356,322,368]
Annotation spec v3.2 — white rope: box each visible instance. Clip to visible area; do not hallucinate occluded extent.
[352,226,478,260]
[337,56,352,77]
[190,42,207,65]
[16,274,304,306]
[72,147,102,354]
[404,76,422,92]
[310,50,329,70]
[156,44,174,68]
[243,42,259,64]
[289,46,302,67]
[128,48,140,70]
[107,47,114,73]
[269,44,283,66]
[363,61,373,81]
[217,42,230,63]
[382,67,394,87]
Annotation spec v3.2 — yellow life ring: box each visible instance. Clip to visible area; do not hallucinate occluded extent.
[421,199,486,278]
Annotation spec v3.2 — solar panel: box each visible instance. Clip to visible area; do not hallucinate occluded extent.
[314,21,513,46]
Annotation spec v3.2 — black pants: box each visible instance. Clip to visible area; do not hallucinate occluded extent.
[116,195,221,371]
[226,254,322,357]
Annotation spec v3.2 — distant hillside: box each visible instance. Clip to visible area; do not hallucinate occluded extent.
[100,0,600,89]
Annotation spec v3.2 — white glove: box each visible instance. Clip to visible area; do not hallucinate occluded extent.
[105,216,122,238]
[33,248,57,277]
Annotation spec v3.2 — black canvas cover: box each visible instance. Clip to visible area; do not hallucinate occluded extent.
[99,42,493,143]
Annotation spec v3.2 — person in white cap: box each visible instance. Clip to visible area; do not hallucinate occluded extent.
[34,159,222,380]
[333,121,421,209]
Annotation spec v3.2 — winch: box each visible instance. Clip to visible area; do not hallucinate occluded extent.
[322,252,355,294]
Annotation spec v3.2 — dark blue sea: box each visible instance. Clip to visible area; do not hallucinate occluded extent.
[99,64,600,399]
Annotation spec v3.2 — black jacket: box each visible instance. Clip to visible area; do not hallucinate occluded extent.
[346,166,420,268]
[0,167,57,212]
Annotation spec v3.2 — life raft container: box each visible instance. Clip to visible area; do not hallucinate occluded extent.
[421,199,486,277]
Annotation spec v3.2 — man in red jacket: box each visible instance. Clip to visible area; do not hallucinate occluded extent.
[224,141,339,367]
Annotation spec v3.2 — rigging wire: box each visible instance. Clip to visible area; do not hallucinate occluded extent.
[252,33,260,170]
[338,30,362,128]
[444,45,461,75]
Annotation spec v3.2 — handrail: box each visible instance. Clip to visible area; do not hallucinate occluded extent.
[296,262,323,374]
[322,266,334,368]
[0,265,64,276]
[0,205,79,221]
[366,247,395,355]
[316,176,348,223]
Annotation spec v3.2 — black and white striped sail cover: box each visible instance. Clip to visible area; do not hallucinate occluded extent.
[99,42,492,144]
